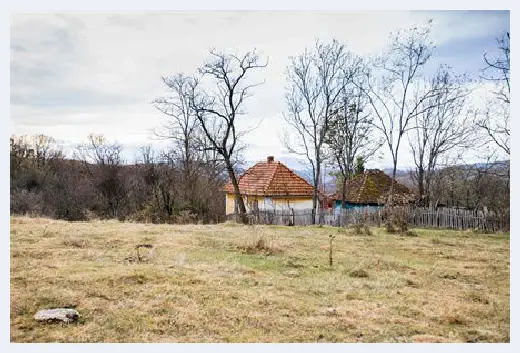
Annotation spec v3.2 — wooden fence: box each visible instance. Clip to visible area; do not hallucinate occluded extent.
[228,206,509,232]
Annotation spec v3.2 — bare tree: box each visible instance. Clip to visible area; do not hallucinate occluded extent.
[154,73,203,211]
[10,134,66,217]
[187,49,268,224]
[482,32,510,105]
[476,32,510,157]
[283,39,359,223]
[409,66,474,206]
[358,23,438,205]
[10,134,64,189]
[137,146,179,222]
[75,134,128,218]
[325,83,383,209]
[28,134,64,168]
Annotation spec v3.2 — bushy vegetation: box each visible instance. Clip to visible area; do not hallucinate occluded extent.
[10,134,226,223]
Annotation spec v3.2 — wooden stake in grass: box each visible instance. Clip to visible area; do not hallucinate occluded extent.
[329,235,335,267]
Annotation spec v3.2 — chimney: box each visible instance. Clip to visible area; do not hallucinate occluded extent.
[267,156,274,164]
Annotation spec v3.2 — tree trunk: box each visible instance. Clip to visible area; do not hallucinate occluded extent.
[312,183,318,225]
[341,175,347,209]
[312,162,321,225]
[424,171,432,207]
[417,167,425,206]
[225,159,248,224]
[387,159,397,207]
[183,138,194,210]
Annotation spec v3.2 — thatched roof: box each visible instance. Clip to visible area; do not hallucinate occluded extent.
[331,169,416,205]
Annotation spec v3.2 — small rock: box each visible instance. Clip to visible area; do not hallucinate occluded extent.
[285,270,300,278]
[34,308,79,323]
[324,307,338,316]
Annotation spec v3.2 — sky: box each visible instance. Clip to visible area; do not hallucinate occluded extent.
[10,10,510,171]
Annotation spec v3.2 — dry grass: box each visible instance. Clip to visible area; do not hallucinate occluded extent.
[10,216,510,343]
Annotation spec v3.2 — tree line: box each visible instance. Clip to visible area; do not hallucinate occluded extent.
[10,21,509,225]
[10,133,227,223]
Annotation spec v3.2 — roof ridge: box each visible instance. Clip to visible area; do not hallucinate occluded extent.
[356,172,368,203]
[279,162,307,184]
[265,161,280,193]
[275,162,324,196]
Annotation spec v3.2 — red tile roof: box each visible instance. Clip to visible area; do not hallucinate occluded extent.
[331,169,416,204]
[223,158,317,197]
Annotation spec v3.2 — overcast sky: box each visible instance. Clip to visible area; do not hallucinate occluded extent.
[10,10,510,170]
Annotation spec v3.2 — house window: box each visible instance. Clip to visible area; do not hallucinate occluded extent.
[264,197,273,208]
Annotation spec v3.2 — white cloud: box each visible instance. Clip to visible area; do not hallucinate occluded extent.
[10,11,509,169]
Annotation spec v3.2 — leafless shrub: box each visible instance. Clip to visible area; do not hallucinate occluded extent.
[10,189,44,216]
[10,133,227,224]
[350,223,373,236]
[349,268,369,278]
[176,210,197,224]
[238,234,283,256]
[384,206,412,234]
[385,222,397,234]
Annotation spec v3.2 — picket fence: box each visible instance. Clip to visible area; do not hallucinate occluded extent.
[229,206,509,232]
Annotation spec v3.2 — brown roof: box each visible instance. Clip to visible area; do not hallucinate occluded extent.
[331,169,416,205]
[223,157,317,197]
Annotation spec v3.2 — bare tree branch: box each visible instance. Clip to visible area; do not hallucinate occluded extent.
[357,23,436,205]
[408,66,476,206]
[282,39,358,222]
[185,49,268,223]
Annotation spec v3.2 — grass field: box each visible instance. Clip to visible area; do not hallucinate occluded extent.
[10,216,510,343]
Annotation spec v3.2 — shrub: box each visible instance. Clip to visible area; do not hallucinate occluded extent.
[385,221,396,234]
[239,234,283,256]
[10,189,44,216]
[384,206,412,235]
[349,268,369,278]
[176,210,197,224]
[350,223,372,236]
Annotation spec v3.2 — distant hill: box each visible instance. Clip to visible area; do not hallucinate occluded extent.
[383,168,415,187]
[382,160,510,189]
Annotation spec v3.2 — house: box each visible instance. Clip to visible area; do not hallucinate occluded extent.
[223,156,320,215]
[331,169,416,212]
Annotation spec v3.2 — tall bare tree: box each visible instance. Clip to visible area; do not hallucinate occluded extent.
[409,66,474,206]
[283,39,359,222]
[358,24,438,205]
[476,32,510,157]
[325,83,383,208]
[187,49,268,224]
[154,73,203,211]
